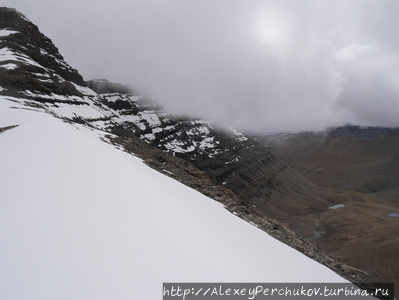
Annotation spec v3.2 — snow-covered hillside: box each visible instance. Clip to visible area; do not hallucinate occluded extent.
[1,9,344,261]
[0,97,347,299]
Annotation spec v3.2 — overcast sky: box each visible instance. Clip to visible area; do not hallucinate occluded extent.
[4,0,399,133]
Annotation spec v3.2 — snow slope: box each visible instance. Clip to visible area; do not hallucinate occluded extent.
[0,97,346,299]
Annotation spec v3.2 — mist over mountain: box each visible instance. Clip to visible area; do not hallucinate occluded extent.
[6,0,399,134]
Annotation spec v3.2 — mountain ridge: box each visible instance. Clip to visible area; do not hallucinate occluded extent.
[0,6,85,98]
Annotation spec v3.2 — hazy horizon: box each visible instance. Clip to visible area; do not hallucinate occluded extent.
[3,0,399,134]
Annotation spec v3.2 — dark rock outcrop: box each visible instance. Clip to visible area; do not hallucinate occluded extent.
[86,79,132,94]
[0,7,85,97]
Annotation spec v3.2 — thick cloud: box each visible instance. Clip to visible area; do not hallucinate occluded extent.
[6,0,399,133]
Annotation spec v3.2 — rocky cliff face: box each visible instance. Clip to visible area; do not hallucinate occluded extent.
[0,7,85,98]
[86,79,132,94]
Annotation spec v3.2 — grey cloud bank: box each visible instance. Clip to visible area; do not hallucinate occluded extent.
[4,0,399,133]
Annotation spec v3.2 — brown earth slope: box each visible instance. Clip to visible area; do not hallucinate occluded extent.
[256,132,399,296]
[258,133,399,203]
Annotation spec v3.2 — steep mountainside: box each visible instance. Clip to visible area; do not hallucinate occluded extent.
[1,84,353,299]
[96,91,350,235]
[1,7,397,297]
[0,7,350,238]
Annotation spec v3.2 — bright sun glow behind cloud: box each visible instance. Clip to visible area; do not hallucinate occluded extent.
[253,7,290,50]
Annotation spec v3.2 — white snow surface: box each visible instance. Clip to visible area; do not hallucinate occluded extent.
[0,29,18,37]
[71,82,98,96]
[0,46,43,69]
[0,62,18,70]
[0,97,347,299]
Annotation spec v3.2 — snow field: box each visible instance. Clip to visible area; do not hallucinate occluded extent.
[0,98,346,300]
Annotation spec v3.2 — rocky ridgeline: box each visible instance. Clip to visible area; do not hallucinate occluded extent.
[0,7,86,98]
[86,79,132,94]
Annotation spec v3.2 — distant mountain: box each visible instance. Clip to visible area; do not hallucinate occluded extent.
[1,7,396,298]
[325,124,399,138]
